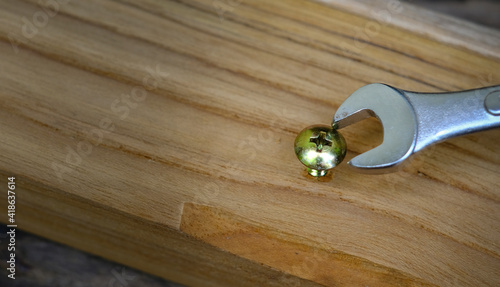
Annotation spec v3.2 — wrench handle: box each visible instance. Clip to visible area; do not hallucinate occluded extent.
[402,85,500,153]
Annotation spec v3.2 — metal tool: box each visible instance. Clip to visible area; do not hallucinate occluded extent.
[333,83,500,173]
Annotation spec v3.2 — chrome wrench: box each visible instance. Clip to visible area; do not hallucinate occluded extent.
[333,84,500,173]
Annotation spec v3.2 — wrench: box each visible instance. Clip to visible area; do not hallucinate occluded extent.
[333,83,500,173]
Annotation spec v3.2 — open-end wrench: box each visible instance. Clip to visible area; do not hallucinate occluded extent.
[333,84,500,173]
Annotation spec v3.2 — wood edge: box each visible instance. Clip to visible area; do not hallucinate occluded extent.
[180,202,436,286]
[314,0,500,60]
[0,173,320,287]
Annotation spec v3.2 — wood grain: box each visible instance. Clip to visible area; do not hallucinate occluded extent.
[322,0,500,59]
[0,0,499,286]
[181,203,436,286]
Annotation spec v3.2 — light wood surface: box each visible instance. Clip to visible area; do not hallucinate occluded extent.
[0,0,499,286]
[323,0,500,59]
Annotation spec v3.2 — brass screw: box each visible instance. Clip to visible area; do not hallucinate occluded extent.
[294,125,347,177]
[309,131,332,152]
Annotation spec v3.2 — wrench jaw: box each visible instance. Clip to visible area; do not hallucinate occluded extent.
[332,108,375,130]
[347,137,415,174]
[333,84,418,173]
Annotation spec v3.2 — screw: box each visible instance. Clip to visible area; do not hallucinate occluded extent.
[294,125,347,177]
[309,131,332,152]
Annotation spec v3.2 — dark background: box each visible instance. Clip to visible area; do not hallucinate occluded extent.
[408,0,500,29]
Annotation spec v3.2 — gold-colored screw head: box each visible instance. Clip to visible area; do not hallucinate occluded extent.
[294,125,347,177]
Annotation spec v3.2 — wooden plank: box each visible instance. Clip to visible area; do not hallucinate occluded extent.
[321,0,500,60]
[0,0,499,286]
